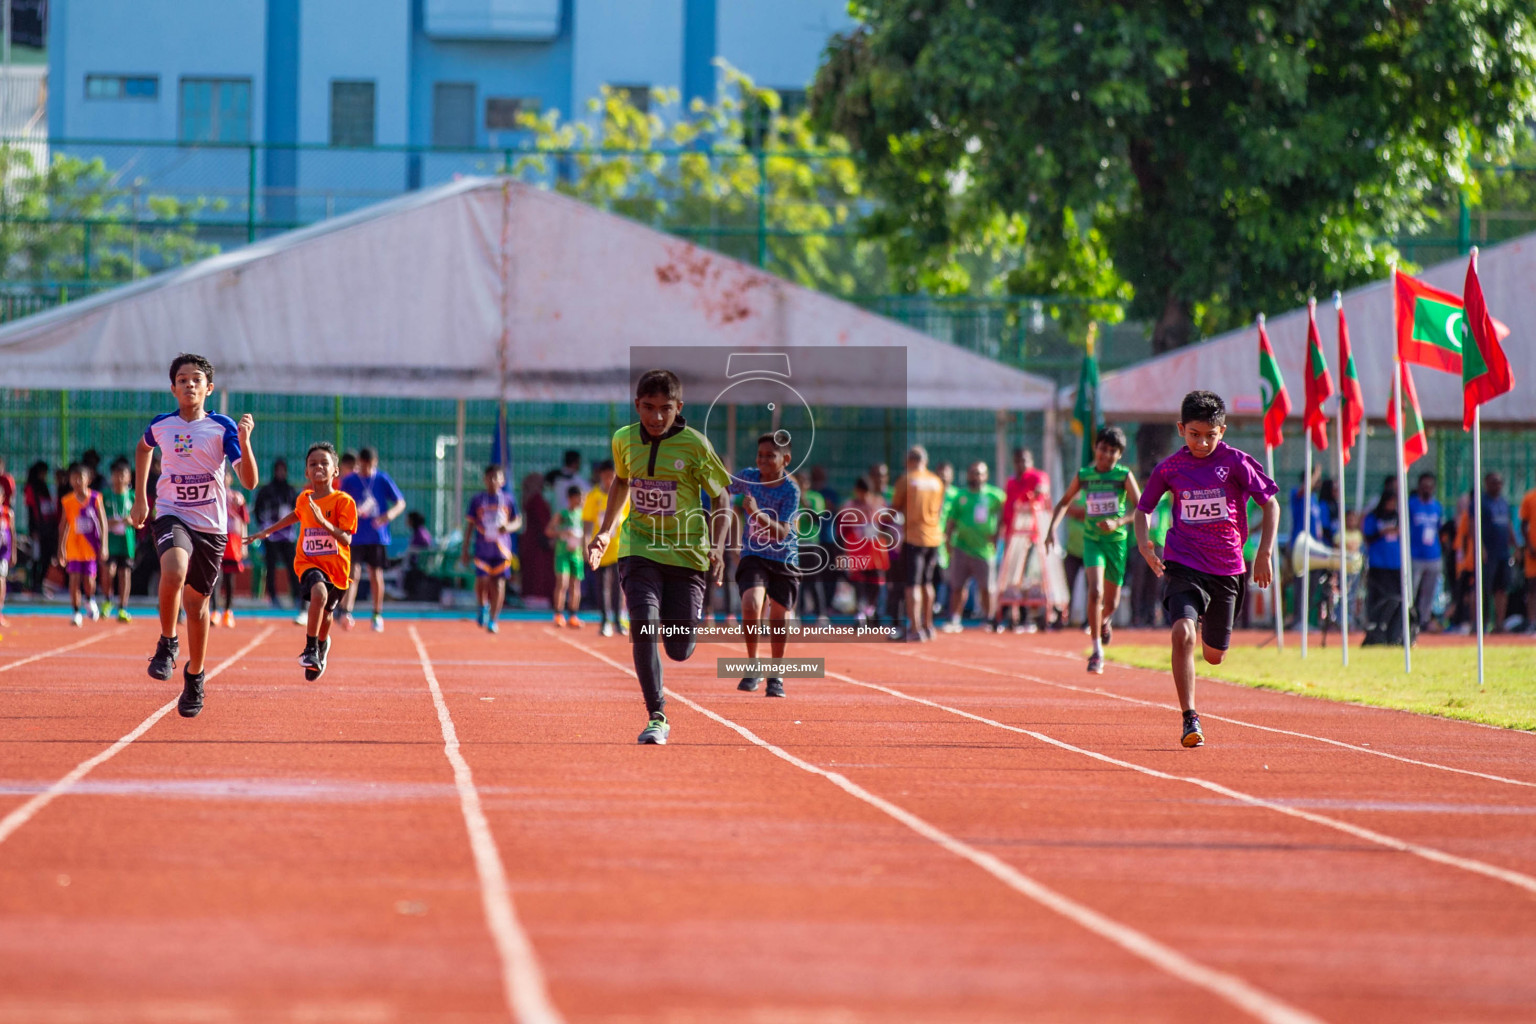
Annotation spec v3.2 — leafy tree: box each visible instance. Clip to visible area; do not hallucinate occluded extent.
[509,64,884,295]
[0,147,223,289]
[812,1,1536,355]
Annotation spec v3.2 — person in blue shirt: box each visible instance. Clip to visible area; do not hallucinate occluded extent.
[1481,471,1520,633]
[1407,472,1444,633]
[339,447,406,632]
[1362,486,1407,646]
[730,433,801,698]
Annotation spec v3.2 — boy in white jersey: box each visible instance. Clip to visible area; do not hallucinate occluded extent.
[130,353,258,718]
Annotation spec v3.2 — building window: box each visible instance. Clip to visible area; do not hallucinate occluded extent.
[610,84,650,114]
[485,96,540,131]
[433,82,476,147]
[179,78,252,144]
[330,80,376,147]
[86,75,159,101]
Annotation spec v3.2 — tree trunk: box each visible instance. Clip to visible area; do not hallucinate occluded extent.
[1135,287,1194,473]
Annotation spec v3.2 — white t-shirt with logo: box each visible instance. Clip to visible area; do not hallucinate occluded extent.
[144,411,243,533]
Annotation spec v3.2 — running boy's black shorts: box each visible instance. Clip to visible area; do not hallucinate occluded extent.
[152,514,227,597]
[299,567,347,613]
[1160,560,1246,651]
[736,554,801,609]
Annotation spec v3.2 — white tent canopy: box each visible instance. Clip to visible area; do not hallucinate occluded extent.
[0,178,1055,412]
[1092,232,1535,424]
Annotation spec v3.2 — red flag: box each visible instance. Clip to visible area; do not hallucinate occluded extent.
[1258,317,1291,449]
[1303,300,1334,450]
[1337,300,1364,461]
[1395,268,1510,374]
[1386,361,1428,466]
[1461,252,1515,430]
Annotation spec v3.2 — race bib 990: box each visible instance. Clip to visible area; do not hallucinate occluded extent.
[1179,488,1229,524]
[631,478,678,517]
[302,527,338,556]
[1085,490,1118,517]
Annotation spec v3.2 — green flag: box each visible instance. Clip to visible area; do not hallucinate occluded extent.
[1071,341,1101,467]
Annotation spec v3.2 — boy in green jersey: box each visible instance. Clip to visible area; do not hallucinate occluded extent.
[1045,426,1142,674]
[102,458,136,622]
[547,485,587,628]
[587,369,733,745]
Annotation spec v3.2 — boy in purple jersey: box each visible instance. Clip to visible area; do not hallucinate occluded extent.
[1134,391,1279,748]
[462,464,522,634]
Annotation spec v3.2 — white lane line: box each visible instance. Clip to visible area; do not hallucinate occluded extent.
[551,631,1323,1024]
[822,666,1536,898]
[906,646,1536,789]
[0,626,275,847]
[408,627,564,1024]
[0,632,111,673]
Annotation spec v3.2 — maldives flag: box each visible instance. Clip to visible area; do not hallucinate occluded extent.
[1258,317,1291,448]
[1386,361,1428,466]
[1303,300,1334,449]
[1461,254,1514,430]
[1395,268,1509,374]
[1337,300,1364,461]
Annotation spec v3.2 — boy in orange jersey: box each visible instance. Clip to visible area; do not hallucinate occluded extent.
[252,443,356,680]
[58,462,108,626]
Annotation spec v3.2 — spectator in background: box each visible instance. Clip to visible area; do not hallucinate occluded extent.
[339,447,407,633]
[1522,479,1536,633]
[1287,466,1330,629]
[1450,491,1476,633]
[892,446,946,642]
[1362,483,1407,646]
[339,451,357,479]
[80,449,104,490]
[23,460,57,593]
[519,472,555,606]
[1407,472,1444,633]
[791,470,830,626]
[547,449,590,503]
[403,511,435,602]
[998,447,1050,632]
[1480,472,1518,633]
[1128,491,1171,627]
[254,457,302,621]
[0,456,13,624]
[582,460,628,635]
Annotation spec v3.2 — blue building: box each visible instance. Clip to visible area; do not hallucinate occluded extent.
[48,0,852,220]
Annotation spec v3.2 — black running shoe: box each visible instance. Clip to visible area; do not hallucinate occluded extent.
[316,639,330,679]
[300,639,321,681]
[147,636,179,681]
[738,677,761,692]
[1101,623,1113,647]
[765,677,785,698]
[1087,651,1104,674]
[178,668,206,718]
[1181,710,1204,748]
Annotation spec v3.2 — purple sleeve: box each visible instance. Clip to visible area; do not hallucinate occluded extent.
[1136,463,1168,514]
[1239,452,1279,504]
[143,424,157,448]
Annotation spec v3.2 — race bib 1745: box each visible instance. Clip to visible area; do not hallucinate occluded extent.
[631,478,678,517]
[1179,488,1229,524]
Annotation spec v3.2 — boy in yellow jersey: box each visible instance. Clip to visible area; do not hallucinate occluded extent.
[587,369,733,744]
[582,459,629,636]
[58,463,107,626]
[252,443,357,681]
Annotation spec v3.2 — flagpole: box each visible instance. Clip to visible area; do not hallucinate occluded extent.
[1473,403,1485,688]
[1265,443,1283,653]
[1334,292,1349,666]
[1469,247,1486,690]
[1390,265,1412,673]
[1301,440,1312,658]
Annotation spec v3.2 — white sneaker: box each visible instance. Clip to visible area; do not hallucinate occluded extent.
[294,611,307,625]
[372,615,384,633]
[87,600,100,622]
[940,621,964,634]
[71,611,84,627]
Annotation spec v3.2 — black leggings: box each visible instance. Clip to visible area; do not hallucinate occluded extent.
[593,563,622,626]
[619,556,707,717]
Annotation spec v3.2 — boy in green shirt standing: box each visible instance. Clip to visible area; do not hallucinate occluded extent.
[102,458,136,622]
[943,461,1006,631]
[587,369,733,745]
[1046,427,1142,674]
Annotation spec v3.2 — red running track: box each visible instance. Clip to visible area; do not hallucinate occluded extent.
[0,617,1533,1023]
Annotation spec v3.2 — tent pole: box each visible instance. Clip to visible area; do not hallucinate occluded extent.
[1265,445,1283,652]
[1337,396,1349,666]
[1473,404,1485,689]
[453,399,466,543]
[1301,442,1312,659]
[1391,356,1412,673]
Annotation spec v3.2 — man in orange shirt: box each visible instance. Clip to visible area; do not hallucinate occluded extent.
[252,442,357,680]
[891,445,947,642]
[1521,482,1536,634]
